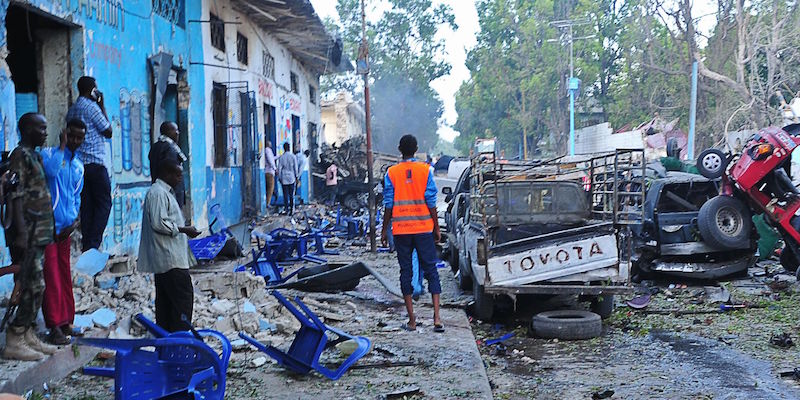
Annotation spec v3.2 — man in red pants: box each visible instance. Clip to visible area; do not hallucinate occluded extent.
[40,119,86,344]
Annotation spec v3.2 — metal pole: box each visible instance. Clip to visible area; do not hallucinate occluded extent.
[569,88,575,156]
[688,61,698,159]
[568,25,575,156]
[361,0,377,252]
[569,25,574,78]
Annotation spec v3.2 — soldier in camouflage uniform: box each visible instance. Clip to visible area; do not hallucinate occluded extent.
[2,113,59,361]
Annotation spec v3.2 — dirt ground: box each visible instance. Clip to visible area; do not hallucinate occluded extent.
[473,263,800,399]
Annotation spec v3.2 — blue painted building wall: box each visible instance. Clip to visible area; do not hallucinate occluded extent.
[0,0,206,294]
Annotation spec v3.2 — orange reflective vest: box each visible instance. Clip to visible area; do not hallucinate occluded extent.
[387,161,434,235]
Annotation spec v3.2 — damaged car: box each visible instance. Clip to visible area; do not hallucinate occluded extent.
[631,171,757,280]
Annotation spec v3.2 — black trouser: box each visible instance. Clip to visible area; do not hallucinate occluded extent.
[154,268,194,332]
[282,183,295,213]
[81,163,112,251]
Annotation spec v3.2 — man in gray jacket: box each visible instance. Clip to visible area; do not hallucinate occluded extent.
[138,161,201,332]
[276,142,299,215]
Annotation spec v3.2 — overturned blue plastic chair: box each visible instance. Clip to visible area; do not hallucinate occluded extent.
[189,204,236,261]
[79,314,231,400]
[237,229,306,285]
[239,290,371,380]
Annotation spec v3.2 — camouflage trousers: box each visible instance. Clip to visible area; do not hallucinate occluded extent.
[11,246,45,328]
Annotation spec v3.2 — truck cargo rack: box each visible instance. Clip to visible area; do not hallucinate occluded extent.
[469,149,646,227]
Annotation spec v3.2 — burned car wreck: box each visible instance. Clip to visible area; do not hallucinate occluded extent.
[631,171,756,280]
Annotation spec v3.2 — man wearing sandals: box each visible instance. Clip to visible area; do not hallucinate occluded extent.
[380,134,444,333]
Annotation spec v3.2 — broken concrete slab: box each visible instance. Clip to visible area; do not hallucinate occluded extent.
[90,308,117,329]
[73,249,110,277]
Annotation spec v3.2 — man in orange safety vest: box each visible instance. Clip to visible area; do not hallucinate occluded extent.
[381,134,443,333]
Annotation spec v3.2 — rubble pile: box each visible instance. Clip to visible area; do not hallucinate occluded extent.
[69,258,363,357]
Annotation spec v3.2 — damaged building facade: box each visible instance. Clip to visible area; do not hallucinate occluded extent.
[0,0,348,294]
[320,91,365,147]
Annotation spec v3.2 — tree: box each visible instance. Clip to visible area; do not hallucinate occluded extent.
[322,0,457,153]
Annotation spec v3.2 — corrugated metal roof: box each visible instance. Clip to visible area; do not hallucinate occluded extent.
[230,0,352,75]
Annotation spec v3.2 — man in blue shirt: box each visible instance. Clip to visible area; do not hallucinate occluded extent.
[66,76,112,252]
[40,119,85,344]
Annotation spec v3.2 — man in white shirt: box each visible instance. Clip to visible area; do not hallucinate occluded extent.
[264,141,277,209]
[276,142,299,215]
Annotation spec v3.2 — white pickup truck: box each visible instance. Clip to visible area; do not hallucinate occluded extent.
[457,179,631,320]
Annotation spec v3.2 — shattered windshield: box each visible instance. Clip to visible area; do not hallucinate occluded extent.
[495,182,587,215]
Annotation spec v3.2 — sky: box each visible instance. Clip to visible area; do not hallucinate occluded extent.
[308,1,717,144]
[309,0,479,143]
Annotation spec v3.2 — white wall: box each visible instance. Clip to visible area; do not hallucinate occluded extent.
[574,122,643,155]
[201,0,321,169]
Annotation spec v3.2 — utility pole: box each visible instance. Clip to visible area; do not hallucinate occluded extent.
[688,61,698,159]
[522,86,527,160]
[549,18,592,156]
[358,0,377,252]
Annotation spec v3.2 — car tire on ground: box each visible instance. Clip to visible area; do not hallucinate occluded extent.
[590,295,614,319]
[696,148,727,179]
[698,196,752,250]
[471,275,494,321]
[531,310,602,340]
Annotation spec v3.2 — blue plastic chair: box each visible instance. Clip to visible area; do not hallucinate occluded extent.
[79,314,231,400]
[238,290,371,380]
[237,229,306,285]
[189,204,236,261]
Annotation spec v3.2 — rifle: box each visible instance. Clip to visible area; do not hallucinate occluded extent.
[0,210,40,332]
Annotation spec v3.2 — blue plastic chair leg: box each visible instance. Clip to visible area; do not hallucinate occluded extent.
[82,366,115,378]
[135,313,170,338]
[312,335,371,380]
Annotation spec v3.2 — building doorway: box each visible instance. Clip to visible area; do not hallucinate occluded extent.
[263,103,276,207]
[6,4,81,147]
[291,115,300,152]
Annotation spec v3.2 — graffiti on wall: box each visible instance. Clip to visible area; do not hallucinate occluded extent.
[110,185,146,251]
[119,88,151,177]
[258,78,273,100]
[47,0,125,31]
[88,39,121,68]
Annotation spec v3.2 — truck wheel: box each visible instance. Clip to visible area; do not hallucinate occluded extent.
[696,148,727,179]
[448,243,459,272]
[590,295,614,319]
[531,310,602,340]
[457,269,472,292]
[698,196,752,250]
[471,277,494,321]
[780,245,800,272]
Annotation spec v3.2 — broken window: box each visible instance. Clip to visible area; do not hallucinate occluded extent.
[212,83,228,167]
[153,0,185,27]
[290,72,299,94]
[656,182,718,213]
[210,13,225,51]
[262,50,274,79]
[236,32,248,65]
[309,85,317,105]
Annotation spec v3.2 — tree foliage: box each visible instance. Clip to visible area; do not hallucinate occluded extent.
[455,0,800,157]
[322,0,456,153]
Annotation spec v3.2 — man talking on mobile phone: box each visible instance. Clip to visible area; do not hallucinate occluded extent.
[66,76,113,252]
